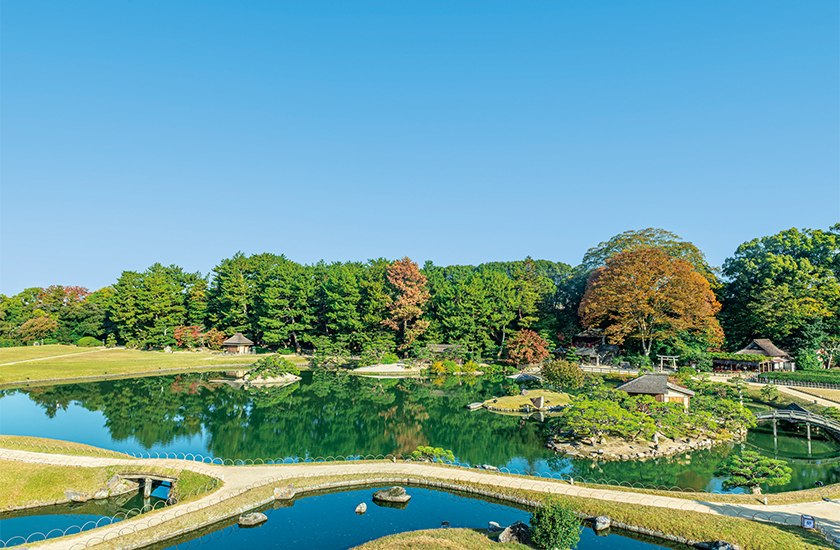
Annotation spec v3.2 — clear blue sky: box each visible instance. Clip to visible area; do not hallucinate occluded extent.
[2,1,838,295]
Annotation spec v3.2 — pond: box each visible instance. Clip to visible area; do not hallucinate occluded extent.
[1,371,838,493]
[147,486,678,550]
[0,491,168,545]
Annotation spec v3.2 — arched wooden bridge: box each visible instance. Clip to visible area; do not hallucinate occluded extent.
[754,409,840,438]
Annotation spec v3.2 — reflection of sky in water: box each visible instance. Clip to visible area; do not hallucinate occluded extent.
[0,392,209,456]
[158,487,668,550]
[0,513,108,543]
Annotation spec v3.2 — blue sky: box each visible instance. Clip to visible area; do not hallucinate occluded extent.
[1,1,838,295]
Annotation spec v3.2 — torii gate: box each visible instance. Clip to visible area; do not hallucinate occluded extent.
[656,355,679,372]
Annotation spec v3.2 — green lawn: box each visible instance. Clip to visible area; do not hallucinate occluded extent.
[0,347,258,385]
[0,344,101,364]
[351,528,529,550]
[0,460,217,510]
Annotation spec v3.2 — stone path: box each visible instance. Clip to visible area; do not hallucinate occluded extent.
[1,449,838,549]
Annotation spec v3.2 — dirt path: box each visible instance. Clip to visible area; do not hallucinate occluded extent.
[1,449,838,549]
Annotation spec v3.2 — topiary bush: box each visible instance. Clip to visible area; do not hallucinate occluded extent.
[530,497,581,550]
[76,336,103,347]
[382,352,400,365]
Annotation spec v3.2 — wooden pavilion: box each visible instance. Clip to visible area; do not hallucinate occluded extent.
[222,333,254,355]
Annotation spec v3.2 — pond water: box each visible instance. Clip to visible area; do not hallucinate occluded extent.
[1,371,838,493]
[0,491,167,544]
[147,486,676,550]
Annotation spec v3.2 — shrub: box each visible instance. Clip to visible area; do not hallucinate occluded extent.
[530,497,581,550]
[430,361,448,375]
[443,360,459,374]
[105,334,117,348]
[505,383,519,396]
[76,336,103,347]
[461,360,478,374]
[382,352,400,365]
[410,446,455,463]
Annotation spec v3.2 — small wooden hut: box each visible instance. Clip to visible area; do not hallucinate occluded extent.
[615,374,695,410]
[222,333,254,355]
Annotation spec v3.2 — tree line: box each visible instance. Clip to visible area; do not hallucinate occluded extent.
[2,224,838,367]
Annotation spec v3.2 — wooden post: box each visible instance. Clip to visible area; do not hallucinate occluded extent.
[144,478,152,498]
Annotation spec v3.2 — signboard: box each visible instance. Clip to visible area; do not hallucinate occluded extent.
[801,515,816,529]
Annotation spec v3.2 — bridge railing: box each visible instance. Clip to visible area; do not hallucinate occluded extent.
[754,409,840,433]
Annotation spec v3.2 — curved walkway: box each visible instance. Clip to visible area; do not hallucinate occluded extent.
[1,448,838,549]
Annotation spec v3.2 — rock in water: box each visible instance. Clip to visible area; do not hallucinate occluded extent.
[355,503,367,514]
[274,484,295,500]
[711,543,742,550]
[93,490,110,500]
[487,521,502,532]
[593,516,610,530]
[498,521,531,545]
[372,486,411,503]
[238,512,267,527]
[64,491,89,503]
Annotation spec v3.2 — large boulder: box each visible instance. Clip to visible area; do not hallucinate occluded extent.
[593,515,610,530]
[274,484,296,500]
[372,486,411,503]
[238,512,267,527]
[710,542,741,550]
[498,521,531,545]
[487,521,502,532]
[93,489,110,500]
[106,475,122,490]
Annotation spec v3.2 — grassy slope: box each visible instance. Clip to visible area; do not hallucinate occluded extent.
[351,528,529,550]
[0,459,217,510]
[0,435,133,458]
[0,347,257,384]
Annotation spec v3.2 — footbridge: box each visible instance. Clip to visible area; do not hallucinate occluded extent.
[754,409,840,453]
[119,473,177,498]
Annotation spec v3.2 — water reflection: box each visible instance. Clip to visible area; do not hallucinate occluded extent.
[1,371,838,493]
[148,486,674,550]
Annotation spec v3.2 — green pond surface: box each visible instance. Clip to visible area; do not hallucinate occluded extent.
[0,371,838,494]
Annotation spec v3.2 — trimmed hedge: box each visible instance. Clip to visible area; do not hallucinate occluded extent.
[759,370,840,385]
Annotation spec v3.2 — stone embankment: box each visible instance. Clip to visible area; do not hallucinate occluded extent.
[1,448,838,549]
[547,435,721,461]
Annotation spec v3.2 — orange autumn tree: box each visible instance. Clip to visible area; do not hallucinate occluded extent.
[579,248,723,356]
[382,257,431,351]
[505,329,551,365]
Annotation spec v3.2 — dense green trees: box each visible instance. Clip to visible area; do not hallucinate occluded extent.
[2,225,838,364]
[720,226,840,354]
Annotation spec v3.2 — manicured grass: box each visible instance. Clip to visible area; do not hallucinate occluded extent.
[47,470,835,550]
[0,460,117,509]
[743,388,837,417]
[0,459,218,511]
[482,389,571,410]
[351,528,529,550]
[0,348,257,385]
[793,387,840,405]
[0,344,102,364]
